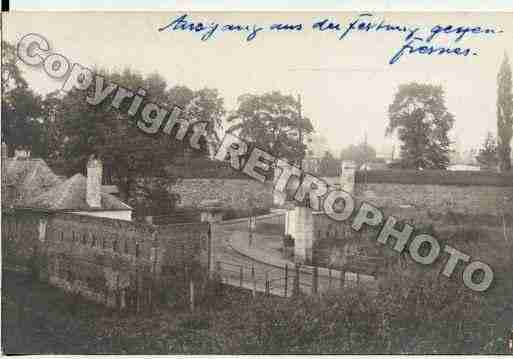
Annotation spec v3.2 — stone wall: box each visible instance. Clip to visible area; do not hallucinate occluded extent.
[169,178,274,215]
[323,170,512,218]
[155,222,209,270]
[355,182,512,218]
[2,210,46,268]
[294,170,513,271]
[2,210,209,310]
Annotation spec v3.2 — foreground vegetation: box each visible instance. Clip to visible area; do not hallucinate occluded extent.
[2,268,512,354]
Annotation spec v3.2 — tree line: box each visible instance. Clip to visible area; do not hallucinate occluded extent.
[2,38,512,209]
[1,40,314,214]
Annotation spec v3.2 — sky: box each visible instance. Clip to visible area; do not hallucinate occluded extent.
[11,0,513,11]
[3,11,513,155]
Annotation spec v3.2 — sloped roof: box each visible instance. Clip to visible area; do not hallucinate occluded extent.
[2,158,62,207]
[27,173,131,211]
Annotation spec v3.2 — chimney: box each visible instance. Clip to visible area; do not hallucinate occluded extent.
[86,155,103,208]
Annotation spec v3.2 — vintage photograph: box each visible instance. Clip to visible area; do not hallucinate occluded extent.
[1,11,513,354]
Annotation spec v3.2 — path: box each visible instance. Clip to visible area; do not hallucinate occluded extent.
[213,212,378,297]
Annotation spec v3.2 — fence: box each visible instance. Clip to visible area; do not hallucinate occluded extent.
[214,259,375,298]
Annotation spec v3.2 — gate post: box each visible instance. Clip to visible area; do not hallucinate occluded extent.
[265,271,269,296]
[294,263,300,296]
[216,261,221,276]
[328,268,332,290]
[189,278,195,312]
[199,200,225,280]
[207,223,213,279]
[251,265,256,298]
[313,266,319,295]
[284,264,288,297]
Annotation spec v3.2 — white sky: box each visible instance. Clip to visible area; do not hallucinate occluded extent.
[11,0,513,11]
[3,11,513,154]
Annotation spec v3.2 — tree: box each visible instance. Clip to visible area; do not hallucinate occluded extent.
[319,151,339,176]
[475,132,499,170]
[1,41,44,156]
[386,83,454,170]
[497,53,513,172]
[45,67,225,209]
[226,91,314,164]
[340,142,377,169]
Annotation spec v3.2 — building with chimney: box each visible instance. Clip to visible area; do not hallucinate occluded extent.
[2,149,132,221]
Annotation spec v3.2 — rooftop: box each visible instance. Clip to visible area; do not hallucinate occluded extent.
[2,157,131,212]
[2,158,62,207]
[27,174,132,212]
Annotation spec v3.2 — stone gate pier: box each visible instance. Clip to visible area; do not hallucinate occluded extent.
[285,160,357,264]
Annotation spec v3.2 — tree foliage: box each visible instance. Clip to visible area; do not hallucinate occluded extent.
[1,41,45,156]
[387,83,454,170]
[43,68,225,208]
[226,91,314,164]
[319,151,339,176]
[476,132,499,170]
[497,53,513,172]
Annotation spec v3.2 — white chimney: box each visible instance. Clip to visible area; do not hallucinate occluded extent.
[86,155,103,208]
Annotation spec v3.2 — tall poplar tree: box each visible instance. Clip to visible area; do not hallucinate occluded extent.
[497,53,513,172]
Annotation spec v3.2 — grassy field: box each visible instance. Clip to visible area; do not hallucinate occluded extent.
[2,268,512,354]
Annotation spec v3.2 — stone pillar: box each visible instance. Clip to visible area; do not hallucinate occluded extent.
[86,155,103,208]
[199,201,225,278]
[289,206,314,264]
[38,218,47,242]
[285,209,289,235]
[284,204,296,237]
[273,189,287,206]
[340,160,357,194]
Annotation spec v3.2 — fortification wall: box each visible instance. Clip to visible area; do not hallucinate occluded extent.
[354,170,513,217]
[304,170,513,271]
[2,210,208,310]
[169,178,274,215]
